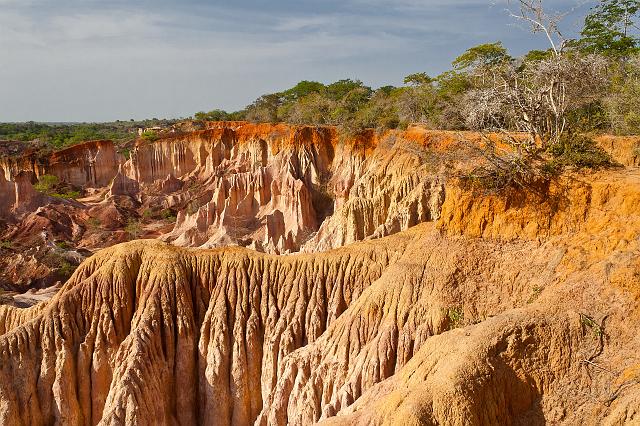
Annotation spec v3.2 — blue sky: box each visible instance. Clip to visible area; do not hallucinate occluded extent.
[0,0,594,122]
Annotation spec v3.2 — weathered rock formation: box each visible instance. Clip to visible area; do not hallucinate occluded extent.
[0,140,119,188]
[0,161,639,425]
[3,123,639,257]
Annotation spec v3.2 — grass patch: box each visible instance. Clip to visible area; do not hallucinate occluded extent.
[50,191,81,200]
[580,313,603,339]
[445,306,464,330]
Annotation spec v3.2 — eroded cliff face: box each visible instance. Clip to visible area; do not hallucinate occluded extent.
[0,140,119,188]
[1,123,640,425]
[0,123,459,261]
[0,162,639,425]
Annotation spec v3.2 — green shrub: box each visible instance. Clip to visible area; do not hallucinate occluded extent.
[58,260,76,278]
[34,174,60,193]
[445,306,464,330]
[161,209,177,222]
[42,252,77,279]
[140,131,158,142]
[34,175,81,199]
[125,219,143,239]
[0,240,12,249]
[547,134,615,170]
[55,241,70,250]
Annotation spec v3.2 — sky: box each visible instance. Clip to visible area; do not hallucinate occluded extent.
[0,0,595,122]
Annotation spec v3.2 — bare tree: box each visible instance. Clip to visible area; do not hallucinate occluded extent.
[465,54,608,153]
[506,0,570,55]
[459,0,609,188]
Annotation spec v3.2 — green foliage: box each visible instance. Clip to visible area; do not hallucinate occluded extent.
[566,102,609,133]
[51,190,81,199]
[33,174,59,193]
[452,42,512,71]
[580,0,640,58]
[194,109,231,121]
[120,148,131,160]
[161,209,177,222]
[33,175,80,199]
[403,72,433,86]
[55,241,70,250]
[522,49,555,63]
[606,57,640,134]
[0,119,176,150]
[245,93,283,122]
[547,134,615,170]
[57,260,77,279]
[325,79,367,100]
[125,219,143,239]
[445,306,465,330]
[140,131,158,142]
[0,240,12,249]
[43,252,77,279]
[281,80,325,102]
[285,93,334,125]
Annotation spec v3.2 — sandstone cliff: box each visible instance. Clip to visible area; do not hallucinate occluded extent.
[1,161,639,425]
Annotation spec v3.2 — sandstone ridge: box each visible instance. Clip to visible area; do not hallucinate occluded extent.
[1,160,639,424]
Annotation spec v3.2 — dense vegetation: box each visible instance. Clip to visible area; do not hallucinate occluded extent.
[0,119,177,150]
[193,0,640,141]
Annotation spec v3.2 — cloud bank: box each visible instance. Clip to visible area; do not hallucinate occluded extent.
[0,0,593,121]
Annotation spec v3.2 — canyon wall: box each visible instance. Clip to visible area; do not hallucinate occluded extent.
[0,164,639,425]
[2,123,638,255]
[1,123,640,424]
[0,140,119,188]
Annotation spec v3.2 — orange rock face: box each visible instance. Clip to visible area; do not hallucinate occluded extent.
[1,123,640,425]
[1,164,639,424]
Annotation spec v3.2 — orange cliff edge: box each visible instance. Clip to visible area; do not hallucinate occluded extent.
[0,122,639,424]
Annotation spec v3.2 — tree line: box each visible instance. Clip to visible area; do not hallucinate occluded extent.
[194,0,640,188]
[195,0,640,139]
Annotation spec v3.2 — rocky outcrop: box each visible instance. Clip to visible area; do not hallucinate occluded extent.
[4,124,639,257]
[0,170,16,218]
[108,165,140,198]
[0,171,46,220]
[129,124,460,253]
[0,140,120,188]
[1,163,639,425]
[595,134,640,167]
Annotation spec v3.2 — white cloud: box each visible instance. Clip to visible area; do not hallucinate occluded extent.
[0,0,593,121]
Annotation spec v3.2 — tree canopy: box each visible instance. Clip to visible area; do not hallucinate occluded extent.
[580,0,640,57]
